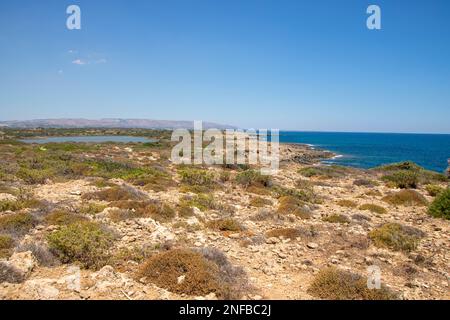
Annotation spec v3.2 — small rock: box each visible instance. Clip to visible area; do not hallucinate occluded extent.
[307,242,318,249]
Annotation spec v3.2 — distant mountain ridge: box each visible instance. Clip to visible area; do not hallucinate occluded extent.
[0,118,238,130]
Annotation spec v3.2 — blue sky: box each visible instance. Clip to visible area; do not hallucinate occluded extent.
[0,0,449,133]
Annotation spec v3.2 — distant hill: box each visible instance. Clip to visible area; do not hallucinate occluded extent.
[0,118,238,130]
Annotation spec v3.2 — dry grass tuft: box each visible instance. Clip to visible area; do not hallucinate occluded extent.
[0,212,35,237]
[359,203,387,214]
[307,267,398,300]
[0,234,14,259]
[82,186,146,202]
[277,196,312,219]
[208,218,243,232]
[337,199,357,208]
[369,223,425,252]
[137,248,248,299]
[322,214,350,224]
[249,197,273,208]
[382,189,428,206]
[45,210,87,226]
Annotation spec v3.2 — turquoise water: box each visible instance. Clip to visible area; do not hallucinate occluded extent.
[20,135,156,144]
[279,132,450,173]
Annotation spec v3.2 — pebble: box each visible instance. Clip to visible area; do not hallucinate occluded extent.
[307,242,318,249]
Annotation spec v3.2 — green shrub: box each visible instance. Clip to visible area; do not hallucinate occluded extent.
[179,168,215,186]
[375,161,448,186]
[79,202,107,215]
[45,210,87,226]
[277,196,311,219]
[0,200,23,212]
[323,214,350,224]
[0,197,44,212]
[16,167,54,184]
[272,185,317,204]
[425,184,445,197]
[180,194,217,212]
[177,203,195,218]
[382,170,418,189]
[359,203,387,214]
[337,199,357,208]
[369,223,425,252]
[428,188,450,220]
[235,170,271,188]
[298,165,352,179]
[382,190,428,206]
[308,267,398,300]
[47,221,114,269]
[0,212,35,236]
[208,218,242,232]
[249,197,272,207]
[0,234,14,258]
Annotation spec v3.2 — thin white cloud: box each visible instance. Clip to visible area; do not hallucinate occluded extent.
[58,70,63,74]
[72,59,86,65]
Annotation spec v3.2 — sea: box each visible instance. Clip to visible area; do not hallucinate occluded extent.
[278,132,450,173]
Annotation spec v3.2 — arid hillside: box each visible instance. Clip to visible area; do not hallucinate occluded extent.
[0,130,449,300]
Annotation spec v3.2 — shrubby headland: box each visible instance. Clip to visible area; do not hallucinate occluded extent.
[0,128,448,300]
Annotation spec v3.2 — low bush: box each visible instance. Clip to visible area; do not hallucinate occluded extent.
[179,168,215,186]
[208,218,243,232]
[0,197,44,212]
[177,203,195,218]
[353,179,378,187]
[375,161,448,187]
[79,202,107,215]
[425,184,445,197]
[428,188,449,220]
[266,228,303,240]
[180,194,217,212]
[109,200,176,222]
[138,248,248,299]
[307,267,398,300]
[0,212,35,236]
[323,214,350,224]
[359,203,387,214]
[272,185,317,204]
[337,200,357,208]
[382,190,428,206]
[45,210,87,226]
[47,221,114,269]
[298,165,352,179]
[369,223,425,252]
[277,196,312,219]
[236,170,272,188]
[0,234,14,259]
[82,186,146,202]
[235,170,271,188]
[246,185,272,196]
[382,170,418,189]
[249,197,273,208]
